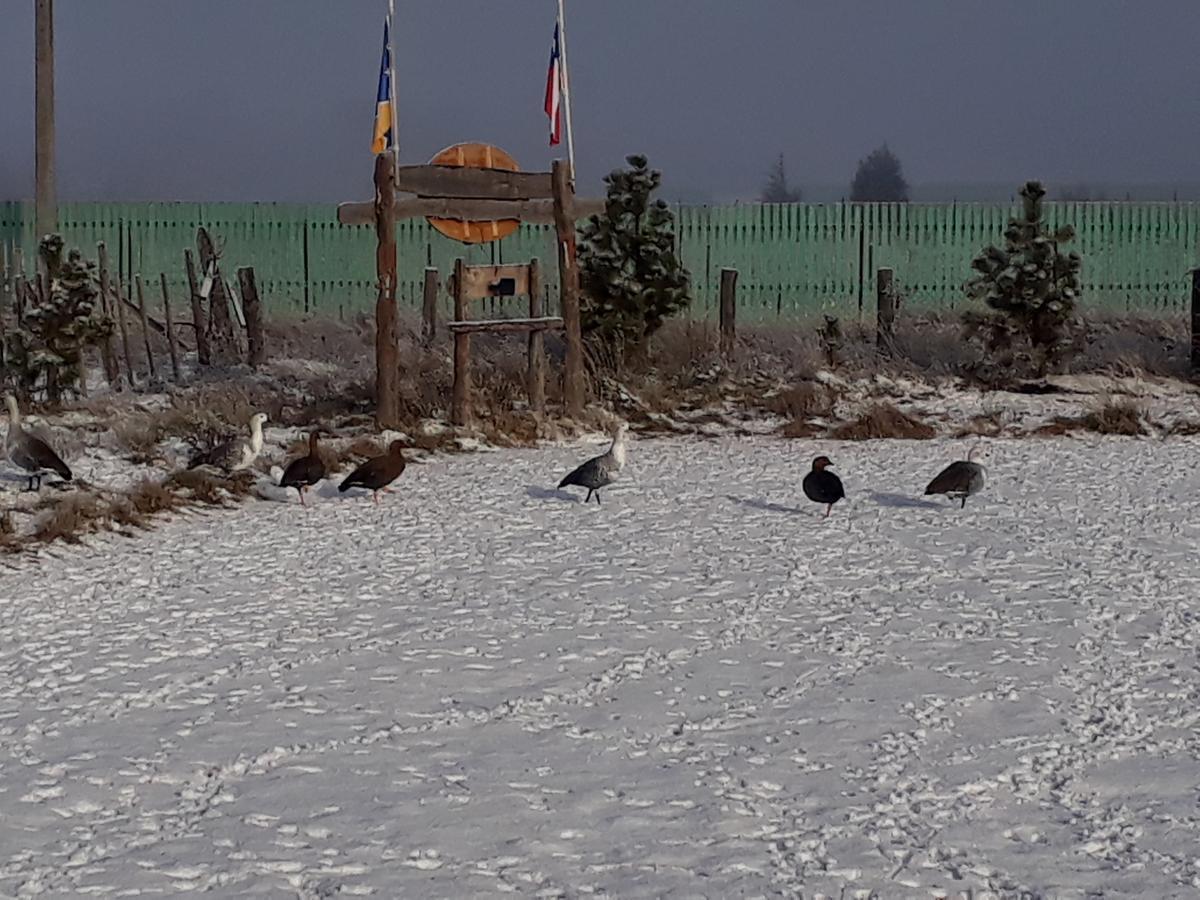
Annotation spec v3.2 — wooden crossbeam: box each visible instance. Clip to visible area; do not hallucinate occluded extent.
[447,316,564,335]
[394,164,553,200]
[337,197,605,227]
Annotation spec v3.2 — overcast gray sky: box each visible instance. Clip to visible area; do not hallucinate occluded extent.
[2,0,1199,203]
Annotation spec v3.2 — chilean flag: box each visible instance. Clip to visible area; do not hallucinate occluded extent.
[544,24,562,146]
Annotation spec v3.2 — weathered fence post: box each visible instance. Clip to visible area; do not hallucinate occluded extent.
[238,266,266,369]
[876,267,896,356]
[719,267,738,360]
[12,249,25,326]
[134,275,157,379]
[184,249,210,366]
[551,159,585,417]
[527,258,545,414]
[114,275,136,388]
[159,273,181,381]
[422,266,439,347]
[373,152,400,429]
[451,257,471,426]
[1192,268,1200,374]
[197,227,236,365]
[95,242,121,387]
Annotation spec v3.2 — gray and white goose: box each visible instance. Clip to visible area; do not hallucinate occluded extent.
[4,394,73,491]
[558,422,629,504]
[925,443,987,508]
[188,412,268,473]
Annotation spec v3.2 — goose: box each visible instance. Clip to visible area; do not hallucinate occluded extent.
[558,422,628,504]
[188,412,268,473]
[338,440,406,504]
[925,444,987,508]
[4,394,72,492]
[279,431,326,506]
[802,455,844,518]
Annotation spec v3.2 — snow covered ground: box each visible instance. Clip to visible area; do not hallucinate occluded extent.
[1,434,1198,898]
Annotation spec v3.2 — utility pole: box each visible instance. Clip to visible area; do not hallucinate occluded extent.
[35,0,57,239]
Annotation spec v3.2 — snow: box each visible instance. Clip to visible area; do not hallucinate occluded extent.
[1,434,1199,897]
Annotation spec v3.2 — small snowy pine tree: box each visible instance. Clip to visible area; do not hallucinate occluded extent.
[849,144,909,202]
[4,235,113,402]
[761,154,803,203]
[963,181,1081,375]
[578,155,691,364]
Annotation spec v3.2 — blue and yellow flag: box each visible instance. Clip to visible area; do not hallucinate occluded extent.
[371,18,393,154]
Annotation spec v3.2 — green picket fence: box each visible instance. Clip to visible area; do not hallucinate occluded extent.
[3,201,1198,320]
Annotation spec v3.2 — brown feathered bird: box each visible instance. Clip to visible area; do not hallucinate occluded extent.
[5,394,72,492]
[279,432,326,506]
[338,440,406,504]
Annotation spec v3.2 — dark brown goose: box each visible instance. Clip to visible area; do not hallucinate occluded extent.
[925,444,987,508]
[802,455,844,518]
[279,432,326,506]
[5,394,72,492]
[338,440,406,504]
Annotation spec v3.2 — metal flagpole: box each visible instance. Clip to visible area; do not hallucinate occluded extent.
[556,0,576,184]
[387,0,400,181]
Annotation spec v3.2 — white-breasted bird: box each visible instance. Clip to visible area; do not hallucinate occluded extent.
[558,422,629,505]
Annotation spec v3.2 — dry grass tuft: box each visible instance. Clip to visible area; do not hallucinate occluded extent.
[32,492,108,545]
[1035,397,1148,437]
[829,403,938,440]
[128,478,183,517]
[767,382,837,420]
[955,411,1007,438]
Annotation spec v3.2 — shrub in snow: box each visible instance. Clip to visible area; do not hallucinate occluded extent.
[964,181,1082,376]
[578,155,691,369]
[4,234,114,403]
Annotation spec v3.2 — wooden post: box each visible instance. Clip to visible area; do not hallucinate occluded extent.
[184,249,210,366]
[134,275,157,379]
[1191,268,1200,374]
[719,267,738,360]
[197,227,235,364]
[421,266,439,346]
[159,273,181,380]
[373,152,400,429]
[551,159,585,416]
[876,267,896,357]
[238,266,265,369]
[12,249,25,326]
[35,0,57,239]
[451,257,471,426]
[95,242,121,387]
[527,258,545,413]
[114,276,136,388]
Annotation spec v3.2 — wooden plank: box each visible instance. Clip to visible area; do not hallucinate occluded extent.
[113,275,136,387]
[159,272,181,381]
[95,241,121,387]
[1192,268,1200,373]
[374,153,400,429]
[197,226,236,364]
[394,165,553,201]
[451,258,470,426]
[337,197,606,227]
[876,266,896,356]
[184,248,210,365]
[134,275,157,380]
[238,266,265,369]
[552,160,585,416]
[719,267,737,359]
[461,264,531,300]
[422,266,439,346]
[527,259,545,414]
[448,316,564,334]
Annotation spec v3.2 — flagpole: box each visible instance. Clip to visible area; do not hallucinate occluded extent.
[387,0,400,181]
[556,0,576,184]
